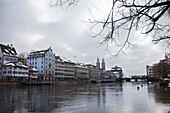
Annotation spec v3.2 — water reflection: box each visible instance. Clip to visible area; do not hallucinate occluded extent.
[148,83,170,104]
[0,82,169,113]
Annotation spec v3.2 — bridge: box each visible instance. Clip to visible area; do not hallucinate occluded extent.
[123,75,149,82]
[89,75,156,83]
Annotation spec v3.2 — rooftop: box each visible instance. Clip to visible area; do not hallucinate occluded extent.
[0,43,17,56]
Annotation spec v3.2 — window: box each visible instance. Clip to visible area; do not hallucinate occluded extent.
[30,62,31,65]
[41,70,43,73]
[41,65,43,68]
[35,66,37,69]
[41,61,43,64]
[35,62,37,64]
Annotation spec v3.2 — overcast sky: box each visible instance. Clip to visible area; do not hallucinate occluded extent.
[0,0,167,75]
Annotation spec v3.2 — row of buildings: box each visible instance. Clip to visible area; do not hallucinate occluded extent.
[146,53,170,77]
[0,43,123,81]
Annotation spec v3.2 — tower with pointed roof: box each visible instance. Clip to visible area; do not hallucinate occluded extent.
[96,58,100,69]
[102,58,105,70]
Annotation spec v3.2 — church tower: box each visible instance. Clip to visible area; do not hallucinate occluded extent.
[96,58,100,69]
[102,58,105,70]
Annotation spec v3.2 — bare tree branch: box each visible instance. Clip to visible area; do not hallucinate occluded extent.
[51,0,170,56]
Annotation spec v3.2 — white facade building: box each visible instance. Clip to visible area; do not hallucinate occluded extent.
[27,47,55,78]
[0,44,18,79]
[2,62,29,80]
[146,65,153,77]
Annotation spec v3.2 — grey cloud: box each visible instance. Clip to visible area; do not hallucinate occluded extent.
[0,0,165,75]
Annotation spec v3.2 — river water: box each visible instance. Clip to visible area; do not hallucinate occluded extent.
[0,82,169,113]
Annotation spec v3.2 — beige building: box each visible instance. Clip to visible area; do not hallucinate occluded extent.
[75,65,89,80]
[55,56,75,81]
[85,64,101,80]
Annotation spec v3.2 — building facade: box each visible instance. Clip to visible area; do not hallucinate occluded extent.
[0,44,18,79]
[85,64,101,80]
[146,65,153,77]
[75,65,89,80]
[165,53,170,64]
[27,47,55,79]
[2,62,29,81]
[111,66,123,77]
[28,66,38,80]
[55,56,75,80]
[101,70,117,81]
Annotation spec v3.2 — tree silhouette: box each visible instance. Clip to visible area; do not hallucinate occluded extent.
[152,61,170,78]
[50,0,170,55]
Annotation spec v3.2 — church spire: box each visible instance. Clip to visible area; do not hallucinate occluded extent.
[96,58,100,69]
[102,58,105,70]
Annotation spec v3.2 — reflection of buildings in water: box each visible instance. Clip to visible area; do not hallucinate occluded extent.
[148,84,170,104]
[26,85,92,112]
[25,86,55,112]
[96,83,123,107]
[25,85,75,112]
[0,86,27,113]
[0,83,124,113]
[102,85,106,107]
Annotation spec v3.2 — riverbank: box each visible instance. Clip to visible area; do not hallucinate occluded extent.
[0,80,89,86]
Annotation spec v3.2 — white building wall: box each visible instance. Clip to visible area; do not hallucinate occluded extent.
[2,65,28,77]
[146,65,153,76]
[3,56,18,64]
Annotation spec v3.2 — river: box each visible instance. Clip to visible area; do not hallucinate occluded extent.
[0,82,169,113]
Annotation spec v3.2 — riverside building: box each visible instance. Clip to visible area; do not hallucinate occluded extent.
[0,44,18,78]
[146,65,153,77]
[0,43,29,80]
[55,56,75,81]
[2,62,29,81]
[27,47,55,80]
[85,64,101,80]
[75,64,89,80]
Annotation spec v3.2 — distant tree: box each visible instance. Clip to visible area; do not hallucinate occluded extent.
[152,61,170,78]
[51,0,170,55]
[18,52,29,65]
[18,52,29,59]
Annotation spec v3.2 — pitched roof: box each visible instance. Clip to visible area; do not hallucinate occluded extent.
[0,43,17,55]
[4,61,28,69]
